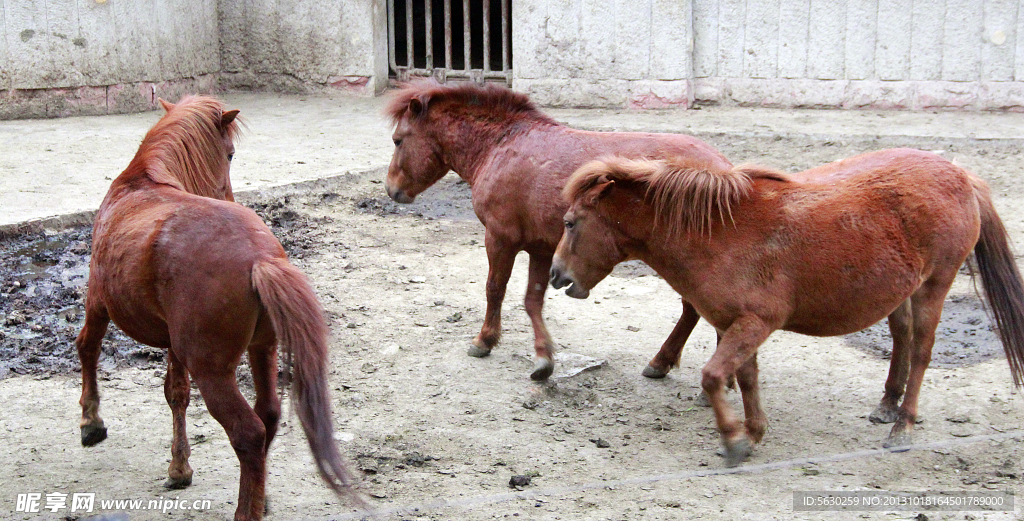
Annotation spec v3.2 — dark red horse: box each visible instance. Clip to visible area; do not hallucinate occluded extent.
[76,96,359,520]
[384,80,730,380]
[550,150,1024,466]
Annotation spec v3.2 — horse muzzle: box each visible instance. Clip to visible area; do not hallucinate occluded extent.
[385,182,416,204]
[550,259,591,299]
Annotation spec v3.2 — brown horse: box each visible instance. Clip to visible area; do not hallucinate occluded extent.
[384,80,730,380]
[550,149,1024,466]
[76,96,359,520]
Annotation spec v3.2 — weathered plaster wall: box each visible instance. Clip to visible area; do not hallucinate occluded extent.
[5,0,1024,117]
[0,0,221,118]
[0,0,386,119]
[218,0,388,95]
[513,0,697,109]
[515,0,1024,110]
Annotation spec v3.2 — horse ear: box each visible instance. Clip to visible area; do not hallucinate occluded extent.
[158,98,175,113]
[221,109,240,127]
[408,95,429,117]
[589,180,616,203]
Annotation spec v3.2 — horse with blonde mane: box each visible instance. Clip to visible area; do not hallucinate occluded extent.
[550,149,1024,466]
[384,79,730,380]
[76,96,359,520]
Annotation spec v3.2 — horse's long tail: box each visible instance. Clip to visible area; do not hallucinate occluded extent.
[972,179,1024,388]
[251,257,362,503]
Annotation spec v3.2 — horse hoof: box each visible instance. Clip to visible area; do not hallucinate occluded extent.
[694,391,712,408]
[164,475,192,489]
[868,406,899,424]
[723,438,752,468]
[81,424,107,447]
[641,365,668,379]
[883,432,912,450]
[467,345,492,358]
[530,358,554,381]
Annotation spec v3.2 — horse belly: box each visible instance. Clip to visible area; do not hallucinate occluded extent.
[106,302,172,348]
[785,273,919,337]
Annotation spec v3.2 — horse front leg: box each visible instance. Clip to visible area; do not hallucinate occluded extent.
[736,354,767,444]
[76,303,110,447]
[643,300,700,378]
[524,252,555,380]
[870,299,912,424]
[701,316,772,467]
[164,349,193,489]
[467,232,517,359]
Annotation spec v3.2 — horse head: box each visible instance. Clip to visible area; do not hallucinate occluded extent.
[144,96,241,201]
[384,83,451,204]
[550,162,632,299]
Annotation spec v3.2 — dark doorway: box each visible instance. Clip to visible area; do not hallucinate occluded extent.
[388,0,512,84]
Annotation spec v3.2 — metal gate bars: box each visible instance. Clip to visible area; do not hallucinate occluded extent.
[387,0,512,85]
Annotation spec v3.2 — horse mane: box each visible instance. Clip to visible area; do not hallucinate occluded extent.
[565,156,790,237]
[129,95,241,198]
[384,79,558,127]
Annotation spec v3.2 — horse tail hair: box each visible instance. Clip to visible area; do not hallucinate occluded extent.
[251,258,363,504]
[972,178,1024,388]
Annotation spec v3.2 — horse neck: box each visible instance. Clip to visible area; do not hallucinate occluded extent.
[432,113,554,185]
[598,187,659,257]
[600,185,715,286]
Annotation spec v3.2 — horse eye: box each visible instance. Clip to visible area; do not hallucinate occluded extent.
[564,220,574,230]
[393,138,402,147]
[227,153,234,161]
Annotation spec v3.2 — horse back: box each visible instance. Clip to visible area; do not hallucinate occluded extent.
[731,149,979,334]
[473,126,730,250]
[90,187,283,349]
[784,148,980,242]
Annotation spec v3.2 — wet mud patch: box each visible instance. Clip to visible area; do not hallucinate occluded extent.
[354,177,476,223]
[246,196,338,259]
[0,227,151,379]
[0,195,347,382]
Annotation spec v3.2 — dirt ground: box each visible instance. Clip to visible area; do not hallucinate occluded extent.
[1,122,1023,521]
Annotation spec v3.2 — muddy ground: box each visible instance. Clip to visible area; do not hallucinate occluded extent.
[1,131,1023,521]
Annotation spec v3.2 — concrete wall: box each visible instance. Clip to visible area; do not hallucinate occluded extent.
[0,0,387,119]
[514,0,1024,110]
[5,0,1024,117]
[218,0,388,95]
[514,0,698,108]
[0,0,221,118]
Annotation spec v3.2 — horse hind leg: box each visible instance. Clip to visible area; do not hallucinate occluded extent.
[76,304,110,447]
[884,281,950,448]
[164,349,193,489]
[870,299,912,424]
[247,339,281,452]
[194,372,268,521]
[524,252,555,380]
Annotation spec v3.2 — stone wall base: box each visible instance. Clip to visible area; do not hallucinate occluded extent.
[0,73,379,120]
[515,77,1024,112]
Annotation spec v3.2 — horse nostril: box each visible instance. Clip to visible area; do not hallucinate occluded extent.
[549,267,568,289]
